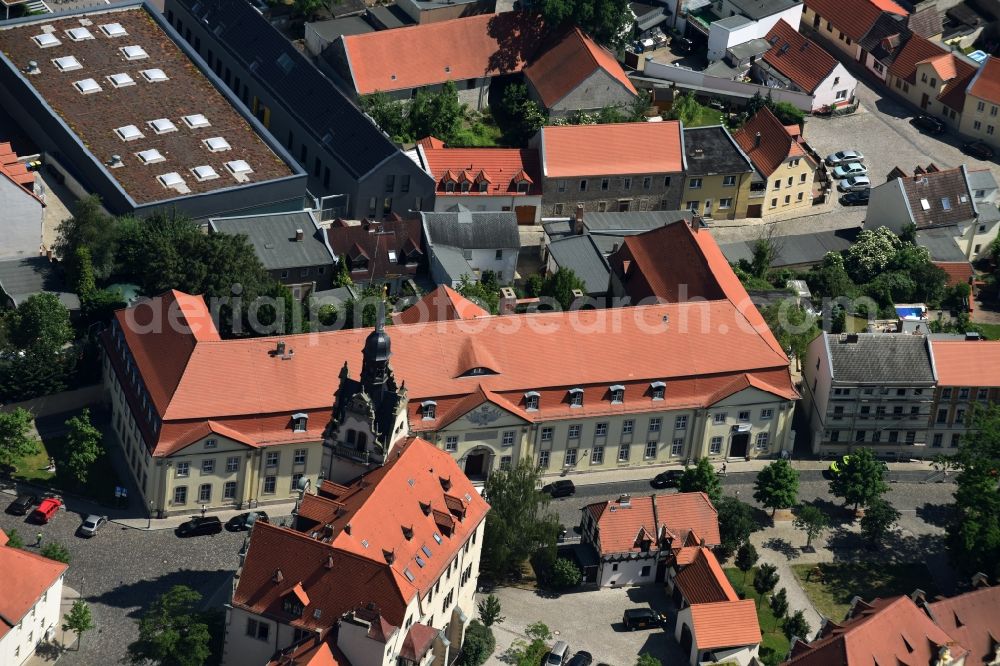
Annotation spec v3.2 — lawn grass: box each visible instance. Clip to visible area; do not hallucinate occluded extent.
[450,111,504,147]
[725,567,790,663]
[685,105,727,128]
[10,439,56,484]
[790,562,937,622]
[10,435,123,506]
[973,322,1000,340]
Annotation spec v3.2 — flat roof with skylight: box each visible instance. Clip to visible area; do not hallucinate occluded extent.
[0,5,296,206]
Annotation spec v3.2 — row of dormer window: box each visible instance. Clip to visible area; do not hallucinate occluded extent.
[420,382,668,419]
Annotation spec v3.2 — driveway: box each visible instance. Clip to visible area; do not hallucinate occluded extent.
[487,585,685,666]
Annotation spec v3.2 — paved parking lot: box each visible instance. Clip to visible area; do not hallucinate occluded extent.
[487,585,685,666]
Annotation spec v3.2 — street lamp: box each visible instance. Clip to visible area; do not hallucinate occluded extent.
[147,500,154,529]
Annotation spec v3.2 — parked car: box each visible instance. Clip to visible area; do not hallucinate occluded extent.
[832,162,868,179]
[7,493,38,515]
[622,608,665,630]
[541,480,575,498]
[567,651,594,666]
[825,150,865,166]
[650,470,683,488]
[225,511,269,531]
[840,189,870,206]
[913,115,945,134]
[30,497,63,524]
[176,516,223,537]
[546,641,571,666]
[77,514,107,538]
[962,140,995,160]
[838,175,871,192]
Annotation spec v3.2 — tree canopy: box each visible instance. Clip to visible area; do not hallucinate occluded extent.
[64,409,105,485]
[793,503,829,548]
[753,459,800,515]
[126,585,212,666]
[716,496,756,559]
[537,0,634,49]
[860,498,901,547]
[63,599,95,651]
[828,448,889,510]
[539,269,588,310]
[0,408,39,471]
[679,457,722,502]
[360,82,467,144]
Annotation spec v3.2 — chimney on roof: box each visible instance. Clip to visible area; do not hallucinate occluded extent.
[571,289,586,308]
[325,555,335,569]
[276,340,286,355]
[574,204,585,235]
[295,228,304,242]
[272,569,284,584]
[499,286,517,315]
[754,132,761,148]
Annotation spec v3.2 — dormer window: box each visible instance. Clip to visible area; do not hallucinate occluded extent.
[282,597,303,618]
[461,181,471,192]
[610,385,625,404]
[292,412,308,432]
[525,391,540,411]
[445,181,455,193]
[651,381,666,400]
[478,181,488,192]
[569,388,584,407]
[517,180,529,193]
[422,401,437,420]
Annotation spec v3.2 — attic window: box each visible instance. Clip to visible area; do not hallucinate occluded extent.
[120,45,148,60]
[403,568,415,582]
[387,250,398,263]
[941,197,951,210]
[920,198,930,211]
[136,148,164,165]
[74,78,101,94]
[149,118,177,134]
[568,388,584,407]
[33,33,61,48]
[516,180,529,193]
[66,27,94,41]
[182,113,211,129]
[651,380,666,400]
[478,181,488,192]
[115,124,143,141]
[525,391,539,411]
[421,401,437,420]
[415,555,426,568]
[282,597,304,617]
[421,545,433,558]
[99,23,127,38]
[107,72,135,88]
[191,165,219,182]
[402,525,414,540]
[140,68,168,83]
[292,412,308,432]
[203,136,231,152]
[432,532,442,544]
[52,55,81,71]
[609,384,625,404]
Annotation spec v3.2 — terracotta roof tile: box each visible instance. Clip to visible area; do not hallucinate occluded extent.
[267,636,344,666]
[968,55,1000,106]
[393,285,489,325]
[400,624,440,662]
[674,547,739,604]
[689,600,761,649]
[325,218,423,283]
[804,0,905,42]
[932,261,974,287]
[733,107,800,177]
[930,340,1000,387]
[763,20,839,94]
[888,34,954,84]
[342,13,544,95]
[524,27,636,108]
[925,585,1000,666]
[938,65,977,111]
[418,141,542,196]
[591,495,658,554]
[657,492,721,546]
[0,538,68,640]
[539,121,683,177]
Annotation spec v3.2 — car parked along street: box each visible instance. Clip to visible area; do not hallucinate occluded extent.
[542,480,576,498]
[175,516,223,537]
[7,493,38,516]
[839,175,871,192]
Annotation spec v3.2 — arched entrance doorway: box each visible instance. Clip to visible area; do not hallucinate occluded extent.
[463,447,494,481]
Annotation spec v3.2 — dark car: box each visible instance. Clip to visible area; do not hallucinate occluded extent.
[225,511,269,531]
[7,493,38,515]
[541,480,575,498]
[840,189,870,206]
[650,470,682,488]
[567,651,594,666]
[176,516,222,537]
[623,608,664,630]
[913,115,946,134]
[962,140,995,160]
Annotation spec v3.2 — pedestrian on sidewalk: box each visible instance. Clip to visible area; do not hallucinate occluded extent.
[35,532,43,547]
[721,462,727,476]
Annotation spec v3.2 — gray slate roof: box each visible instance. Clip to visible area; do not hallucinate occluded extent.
[719,227,859,267]
[683,126,754,177]
[915,227,968,261]
[547,235,611,294]
[967,169,999,192]
[0,257,80,310]
[422,209,520,249]
[727,0,799,20]
[307,16,375,40]
[825,332,935,384]
[543,210,694,254]
[210,212,334,270]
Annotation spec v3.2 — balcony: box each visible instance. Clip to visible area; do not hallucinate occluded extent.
[333,443,369,464]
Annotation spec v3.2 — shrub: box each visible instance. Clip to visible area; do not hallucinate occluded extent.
[549,557,582,590]
[461,620,495,666]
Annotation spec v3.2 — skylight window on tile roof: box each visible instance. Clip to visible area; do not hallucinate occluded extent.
[941,197,951,210]
[225,160,253,182]
[52,56,82,72]
[157,172,183,188]
[136,148,164,165]
[920,198,930,211]
[415,555,425,568]
[148,118,177,134]
[115,124,143,141]
[361,539,369,548]
[74,78,101,95]
[403,568,415,582]
[99,23,127,38]
[121,45,148,60]
[66,27,94,41]
[107,72,135,88]
[421,545,432,558]
[432,532,442,544]
[140,68,168,83]
[203,137,231,152]
[191,165,219,182]
[182,114,210,129]
[33,33,61,48]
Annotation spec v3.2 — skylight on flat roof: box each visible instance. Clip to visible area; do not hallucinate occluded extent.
[66,27,94,41]
[33,33,61,48]
[74,78,101,94]
[140,68,168,83]
[157,172,184,188]
[182,113,210,129]
[136,148,164,164]
[191,165,218,181]
[203,137,231,152]
[52,55,82,72]
[107,72,135,88]
[99,23,127,38]
[149,118,177,134]
[120,45,147,60]
[225,160,252,175]
[115,124,143,141]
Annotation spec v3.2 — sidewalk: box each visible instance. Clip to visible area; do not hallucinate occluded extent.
[111,500,297,531]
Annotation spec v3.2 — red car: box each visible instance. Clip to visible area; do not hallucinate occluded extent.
[30,497,63,524]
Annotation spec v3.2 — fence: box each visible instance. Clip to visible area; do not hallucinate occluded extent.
[1,384,103,418]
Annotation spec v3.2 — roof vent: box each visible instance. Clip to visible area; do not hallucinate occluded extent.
[136,148,165,165]
[107,154,123,168]
[191,165,219,182]
[272,568,284,583]
[182,113,210,129]
[73,78,102,95]
[24,60,40,75]
[157,172,190,194]
[225,160,253,183]
[149,118,178,135]
[52,55,82,72]
[66,27,94,41]
[115,124,143,142]
[140,68,169,83]
[107,72,135,88]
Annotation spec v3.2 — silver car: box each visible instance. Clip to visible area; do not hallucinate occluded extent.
[825,150,865,166]
[838,175,871,192]
[832,162,868,179]
[77,514,107,537]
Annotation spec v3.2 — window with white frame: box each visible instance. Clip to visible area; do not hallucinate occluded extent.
[644,441,657,459]
[445,436,458,452]
[173,486,187,504]
[595,422,608,437]
[263,476,277,494]
[539,450,550,468]
[502,430,515,446]
[723,175,736,186]
[610,385,624,403]
[499,456,512,470]
[199,484,211,502]
[422,401,437,420]
[755,432,769,449]
[569,388,584,407]
[591,446,604,464]
[205,439,217,449]
[622,419,634,434]
[223,481,237,500]
[738,410,750,422]
[618,443,630,462]
[671,439,684,456]
[292,413,308,432]
[541,427,553,441]
[265,452,280,467]
[568,424,581,439]
[761,408,774,420]
[525,392,540,410]
[675,415,687,430]
[176,462,190,478]
[201,459,215,474]
[294,449,307,465]
[565,448,578,465]
[651,381,665,400]
[713,412,727,424]
[648,417,661,433]
[709,437,723,454]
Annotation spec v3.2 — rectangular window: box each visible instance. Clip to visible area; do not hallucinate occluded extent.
[601,178,609,190]
[617,443,630,462]
[557,180,567,193]
[689,178,702,189]
[176,462,190,478]
[975,121,982,130]
[664,176,671,187]
[937,408,948,423]
[932,433,943,448]
[755,432,769,449]
[797,192,804,202]
[199,483,211,502]
[959,388,970,400]
[889,431,899,443]
[623,177,631,190]
[956,409,966,424]
[784,195,791,205]
[713,412,727,424]
[977,388,988,400]
[675,415,687,430]
[644,441,657,459]
[201,459,214,474]
[591,446,604,464]
[223,481,237,500]
[942,388,953,399]
[648,417,661,433]
[173,486,187,505]
[205,439,217,449]
[579,180,587,191]
[761,408,773,420]
[622,419,634,435]
[541,427,553,442]
[495,249,503,261]
[855,430,866,442]
[770,198,778,208]
[671,439,683,456]
[773,180,781,190]
[502,430,515,446]
[565,448,578,465]
[709,437,722,454]
[643,176,652,189]
[738,410,750,422]
[499,456,512,470]
[687,201,699,212]
[401,175,410,193]
[538,450,550,468]
[445,436,458,452]
[568,425,581,439]
[265,452,279,467]
[226,456,239,473]
[595,422,608,437]
[263,476,277,494]
[294,449,307,465]
[720,198,733,209]
[951,434,961,448]
[385,175,395,192]
[723,175,736,186]
[905,431,916,444]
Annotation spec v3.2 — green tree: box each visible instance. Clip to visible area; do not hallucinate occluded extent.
[753,459,800,516]
[482,459,560,580]
[54,195,119,282]
[829,448,889,510]
[735,542,759,583]
[63,408,104,485]
[524,274,544,297]
[783,610,811,641]
[750,236,776,279]
[540,269,587,310]
[126,585,212,666]
[793,504,828,548]
[761,302,820,366]
[5,528,25,549]
[6,292,73,354]
[716,496,756,559]
[753,563,779,607]
[63,599,94,651]
[293,0,327,18]
[334,255,353,288]
[665,92,703,125]
[507,622,552,666]
[538,0,633,48]
[679,457,722,502]
[860,498,901,547]
[499,83,546,144]
[461,620,496,666]
[40,542,71,564]
[0,408,39,470]
[74,246,97,299]
[549,558,582,589]
[806,252,856,299]
[844,227,902,283]
[477,594,505,627]
[409,82,466,145]
[457,274,500,315]
[770,100,804,126]
[770,587,789,619]
[359,92,410,142]
[636,655,662,666]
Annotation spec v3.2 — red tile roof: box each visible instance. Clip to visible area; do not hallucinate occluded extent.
[674,547,739,604]
[733,107,806,177]
[234,437,488,630]
[788,596,966,666]
[324,218,423,283]
[0,536,68,640]
[400,624,440,662]
[938,64,977,111]
[524,27,636,108]
[342,13,544,95]
[539,121,684,177]
[888,34,953,84]
[393,285,489,325]
[589,496,658,554]
[0,142,43,205]
[657,492,721,546]
[968,55,1000,105]
[689,600,762,649]
[585,492,720,555]
[417,141,542,196]
[762,21,839,94]
[925,585,1000,666]
[268,636,343,666]
[930,340,1000,387]
[804,0,906,42]
[932,261,974,287]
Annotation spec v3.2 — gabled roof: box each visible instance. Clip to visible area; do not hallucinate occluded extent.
[0,532,68,640]
[896,166,976,228]
[421,209,521,249]
[932,261,975,287]
[584,492,720,555]
[539,121,684,178]
[930,340,1000,387]
[887,34,955,84]
[393,285,489,325]
[341,13,544,95]
[674,547,739,604]
[657,492,721,546]
[907,5,944,37]
[804,0,906,42]
[210,211,334,271]
[524,27,636,108]
[762,20,840,94]
[0,256,80,310]
[689,600,762,649]
[587,495,658,554]
[857,12,909,62]
[324,218,424,282]
[732,107,806,177]
[925,585,1000,666]
[967,55,1000,106]
[417,140,542,196]
[825,332,935,384]
[546,234,611,294]
[0,142,42,206]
